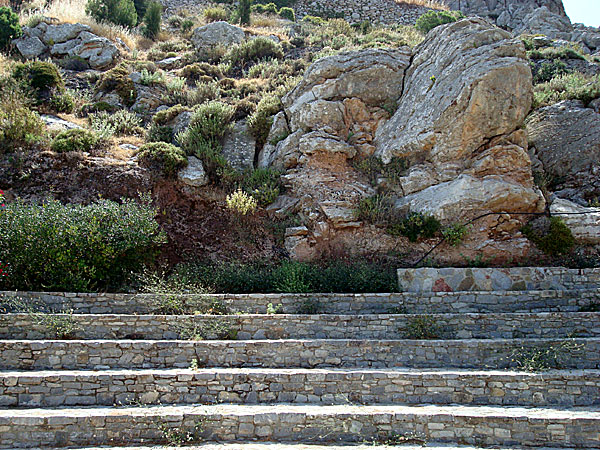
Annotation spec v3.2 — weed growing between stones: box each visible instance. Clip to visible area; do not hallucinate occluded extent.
[175,317,238,340]
[404,314,441,339]
[295,298,321,314]
[442,223,470,247]
[0,296,80,339]
[369,431,427,446]
[266,302,283,314]
[387,305,408,314]
[579,302,600,312]
[510,340,584,371]
[157,419,206,445]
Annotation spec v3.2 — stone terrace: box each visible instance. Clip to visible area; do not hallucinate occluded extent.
[0,267,599,449]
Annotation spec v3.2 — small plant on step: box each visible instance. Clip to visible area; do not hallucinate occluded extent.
[404,314,441,339]
[158,419,205,445]
[509,339,584,371]
[369,431,427,446]
[266,302,284,314]
[175,318,238,340]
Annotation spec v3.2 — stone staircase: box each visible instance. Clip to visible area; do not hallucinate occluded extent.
[0,267,599,449]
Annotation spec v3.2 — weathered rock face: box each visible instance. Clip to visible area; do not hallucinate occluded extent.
[191,21,245,54]
[514,6,573,40]
[178,156,208,187]
[526,100,600,206]
[550,197,600,244]
[13,21,120,70]
[222,121,256,172]
[375,18,543,222]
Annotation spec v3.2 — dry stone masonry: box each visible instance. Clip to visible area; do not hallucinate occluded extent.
[0,266,600,448]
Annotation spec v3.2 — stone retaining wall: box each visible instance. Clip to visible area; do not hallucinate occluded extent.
[398,267,600,292]
[2,289,598,315]
[1,338,598,370]
[2,312,598,340]
[1,403,599,448]
[1,368,598,408]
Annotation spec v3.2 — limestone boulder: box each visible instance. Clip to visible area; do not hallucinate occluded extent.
[178,156,208,187]
[550,197,600,244]
[515,6,573,40]
[221,120,256,172]
[42,23,90,44]
[375,18,542,221]
[526,100,600,205]
[14,36,46,59]
[191,21,245,54]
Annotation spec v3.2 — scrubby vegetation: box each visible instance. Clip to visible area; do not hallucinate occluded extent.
[415,10,464,34]
[533,73,600,108]
[0,6,21,50]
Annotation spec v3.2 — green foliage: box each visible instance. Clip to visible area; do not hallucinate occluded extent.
[175,318,237,340]
[404,315,441,339]
[278,6,295,21]
[142,1,162,39]
[528,46,585,61]
[355,194,393,225]
[533,72,600,108]
[238,0,250,25]
[158,420,205,446]
[532,59,568,84]
[241,167,281,207]
[137,142,188,177]
[442,223,469,247]
[0,197,166,291]
[203,6,229,22]
[224,37,284,69]
[388,212,441,242]
[353,155,408,186]
[179,63,223,82]
[90,109,142,136]
[0,90,44,153]
[510,340,583,371]
[522,217,575,256]
[97,63,137,107]
[51,128,98,153]
[247,93,282,145]
[49,92,75,113]
[159,260,399,294]
[415,10,464,34]
[13,61,65,99]
[140,68,165,85]
[0,6,22,50]
[251,2,278,14]
[86,0,138,27]
[133,0,147,22]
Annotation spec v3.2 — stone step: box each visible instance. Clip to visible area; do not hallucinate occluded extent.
[2,312,599,340]
[17,445,588,450]
[1,367,599,408]
[1,338,598,370]
[2,289,599,315]
[1,403,599,448]
[397,267,600,293]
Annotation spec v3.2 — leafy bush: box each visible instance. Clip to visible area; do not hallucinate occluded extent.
[0,6,22,50]
[152,259,399,294]
[97,63,137,107]
[0,197,166,291]
[404,315,441,339]
[522,217,575,256]
[355,194,393,225]
[238,0,250,25]
[224,37,284,69]
[528,46,585,61]
[226,189,258,215]
[142,0,162,39]
[388,212,441,242]
[241,167,281,206]
[49,92,75,113]
[442,223,469,247]
[0,90,44,153]
[203,6,229,22]
[251,2,278,14]
[278,6,295,21]
[86,0,138,27]
[253,0,294,8]
[353,155,408,186]
[247,93,282,145]
[415,10,464,34]
[533,72,600,108]
[532,59,568,85]
[12,61,65,101]
[134,0,147,22]
[179,63,223,83]
[51,128,98,153]
[137,142,188,177]
[90,109,142,136]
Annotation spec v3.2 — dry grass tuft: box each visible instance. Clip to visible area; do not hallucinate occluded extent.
[395,0,449,10]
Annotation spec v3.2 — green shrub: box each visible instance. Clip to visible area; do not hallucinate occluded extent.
[247,93,282,145]
[442,223,469,247]
[147,123,173,143]
[389,212,441,242]
[90,110,142,136]
[12,61,65,100]
[415,10,464,34]
[253,0,294,8]
[533,72,600,108]
[0,90,45,153]
[203,6,229,22]
[86,0,138,27]
[181,19,194,32]
[179,63,223,82]
[153,104,190,125]
[532,59,568,85]
[251,2,278,14]
[51,128,98,153]
[353,155,408,186]
[522,217,575,256]
[240,167,281,206]
[0,197,166,291]
[278,7,295,21]
[97,63,137,107]
[528,46,585,61]
[404,315,441,339]
[137,142,188,177]
[238,0,250,24]
[0,6,22,50]
[142,0,162,39]
[49,92,75,113]
[224,37,284,69]
[134,0,147,22]
[355,194,393,224]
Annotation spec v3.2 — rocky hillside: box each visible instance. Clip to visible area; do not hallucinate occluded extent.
[0,0,599,273]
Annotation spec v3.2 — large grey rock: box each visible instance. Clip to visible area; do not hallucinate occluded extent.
[14,36,46,58]
[191,21,245,53]
[221,120,256,172]
[515,6,573,40]
[42,23,90,44]
[41,114,82,132]
[527,100,600,205]
[374,18,541,221]
[68,31,119,70]
[178,156,208,187]
[550,197,600,244]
